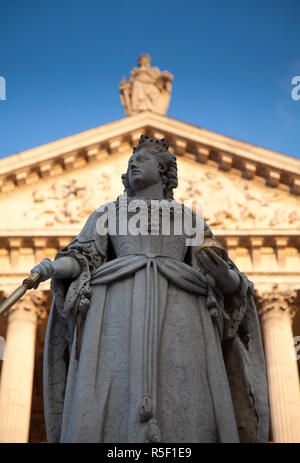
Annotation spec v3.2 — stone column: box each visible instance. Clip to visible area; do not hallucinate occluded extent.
[257,284,300,443]
[0,291,47,443]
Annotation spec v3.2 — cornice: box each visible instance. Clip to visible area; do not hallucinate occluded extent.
[0,230,298,253]
[0,112,299,195]
[0,228,298,238]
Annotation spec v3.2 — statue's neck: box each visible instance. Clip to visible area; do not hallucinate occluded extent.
[133,182,165,200]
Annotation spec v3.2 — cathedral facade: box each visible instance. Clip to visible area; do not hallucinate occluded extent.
[0,57,299,443]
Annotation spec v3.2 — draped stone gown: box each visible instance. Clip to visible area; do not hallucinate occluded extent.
[43,201,269,443]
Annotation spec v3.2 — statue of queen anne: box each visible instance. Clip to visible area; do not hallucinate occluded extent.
[32,135,269,443]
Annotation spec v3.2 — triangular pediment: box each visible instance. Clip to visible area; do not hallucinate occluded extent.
[0,112,299,235]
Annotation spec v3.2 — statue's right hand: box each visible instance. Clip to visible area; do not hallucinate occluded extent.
[31,258,54,282]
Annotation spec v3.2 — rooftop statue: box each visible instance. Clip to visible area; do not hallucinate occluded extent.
[30,135,269,443]
[119,54,173,116]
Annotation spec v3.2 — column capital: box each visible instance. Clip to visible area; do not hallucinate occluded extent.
[4,290,49,323]
[255,284,299,320]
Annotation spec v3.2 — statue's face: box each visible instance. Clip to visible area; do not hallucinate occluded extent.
[128,148,162,192]
[138,55,150,67]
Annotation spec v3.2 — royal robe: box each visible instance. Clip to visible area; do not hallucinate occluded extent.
[43,200,269,443]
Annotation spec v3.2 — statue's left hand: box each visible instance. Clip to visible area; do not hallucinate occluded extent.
[197,249,240,294]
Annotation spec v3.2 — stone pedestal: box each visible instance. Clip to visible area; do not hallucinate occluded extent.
[0,291,47,443]
[257,285,300,443]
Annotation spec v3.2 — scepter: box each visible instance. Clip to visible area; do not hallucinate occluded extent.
[0,272,40,317]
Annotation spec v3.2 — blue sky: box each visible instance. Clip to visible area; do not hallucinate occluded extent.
[0,0,299,160]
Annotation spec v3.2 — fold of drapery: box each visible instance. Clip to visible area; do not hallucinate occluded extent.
[90,252,209,442]
[88,253,241,443]
[91,253,208,295]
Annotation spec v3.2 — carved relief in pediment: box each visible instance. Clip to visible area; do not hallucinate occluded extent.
[20,157,300,230]
[176,164,300,229]
[24,175,113,226]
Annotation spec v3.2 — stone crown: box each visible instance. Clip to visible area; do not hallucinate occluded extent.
[133,135,170,154]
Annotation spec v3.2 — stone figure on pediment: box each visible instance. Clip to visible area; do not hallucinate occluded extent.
[31,135,269,443]
[120,54,173,116]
